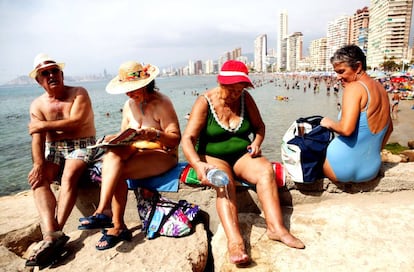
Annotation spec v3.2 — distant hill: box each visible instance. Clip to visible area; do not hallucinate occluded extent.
[1,54,255,86]
[1,74,109,86]
[2,76,36,86]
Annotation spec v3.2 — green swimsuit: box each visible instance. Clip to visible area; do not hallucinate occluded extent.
[196,92,254,165]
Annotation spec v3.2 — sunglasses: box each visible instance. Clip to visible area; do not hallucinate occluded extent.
[39,67,61,77]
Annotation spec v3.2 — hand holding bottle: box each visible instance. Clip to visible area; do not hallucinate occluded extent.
[247,145,261,157]
[206,169,229,187]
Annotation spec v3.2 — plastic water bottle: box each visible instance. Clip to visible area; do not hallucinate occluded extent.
[206,169,229,187]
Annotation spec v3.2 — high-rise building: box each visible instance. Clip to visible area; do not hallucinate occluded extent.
[187,60,195,75]
[277,10,288,71]
[204,60,214,74]
[366,0,413,69]
[326,15,352,69]
[194,60,203,75]
[309,38,328,71]
[286,32,303,71]
[254,34,267,72]
[232,47,242,60]
[351,6,369,54]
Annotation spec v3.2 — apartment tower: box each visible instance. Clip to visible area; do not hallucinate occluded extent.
[277,10,288,71]
[254,34,267,72]
[351,7,370,53]
[366,0,413,69]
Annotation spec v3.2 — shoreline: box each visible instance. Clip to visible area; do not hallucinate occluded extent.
[1,86,411,198]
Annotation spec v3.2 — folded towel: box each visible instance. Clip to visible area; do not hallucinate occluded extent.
[126,162,188,192]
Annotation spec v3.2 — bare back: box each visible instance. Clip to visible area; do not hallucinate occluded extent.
[357,77,391,133]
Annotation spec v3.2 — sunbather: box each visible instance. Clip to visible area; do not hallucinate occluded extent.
[26,53,96,266]
[78,60,181,250]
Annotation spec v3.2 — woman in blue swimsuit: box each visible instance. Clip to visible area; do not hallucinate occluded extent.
[321,45,393,183]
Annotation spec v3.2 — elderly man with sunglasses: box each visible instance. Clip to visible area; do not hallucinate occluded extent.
[25,53,96,267]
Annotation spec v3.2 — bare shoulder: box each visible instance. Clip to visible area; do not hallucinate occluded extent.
[343,81,366,98]
[65,85,88,94]
[64,85,91,102]
[30,94,46,110]
[156,91,173,102]
[347,80,365,90]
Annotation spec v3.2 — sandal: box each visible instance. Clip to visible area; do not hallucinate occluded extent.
[95,229,132,251]
[78,213,113,230]
[25,231,70,267]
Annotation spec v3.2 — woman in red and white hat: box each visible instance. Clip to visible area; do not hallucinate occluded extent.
[181,60,305,266]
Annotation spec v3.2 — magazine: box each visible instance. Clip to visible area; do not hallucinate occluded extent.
[87,128,140,148]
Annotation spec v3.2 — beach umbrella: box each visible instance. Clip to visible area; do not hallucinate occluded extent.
[368,70,387,79]
[391,71,406,77]
[391,77,407,83]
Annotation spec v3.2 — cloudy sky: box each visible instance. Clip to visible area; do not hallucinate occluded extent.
[0,0,375,83]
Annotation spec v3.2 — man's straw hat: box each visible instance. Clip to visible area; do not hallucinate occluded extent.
[29,53,65,79]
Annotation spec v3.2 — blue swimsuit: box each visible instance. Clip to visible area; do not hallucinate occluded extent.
[326,82,389,182]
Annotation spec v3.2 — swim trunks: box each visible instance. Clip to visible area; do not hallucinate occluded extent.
[196,92,253,165]
[326,82,389,182]
[45,137,96,166]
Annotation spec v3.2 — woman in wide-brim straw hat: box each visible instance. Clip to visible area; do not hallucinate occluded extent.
[181,60,305,266]
[79,60,181,250]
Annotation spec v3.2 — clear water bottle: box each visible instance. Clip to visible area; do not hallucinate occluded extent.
[206,169,229,187]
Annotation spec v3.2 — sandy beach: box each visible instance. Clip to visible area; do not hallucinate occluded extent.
[388,98,413,146]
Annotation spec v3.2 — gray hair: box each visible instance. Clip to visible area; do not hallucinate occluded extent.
[330,45,367,71]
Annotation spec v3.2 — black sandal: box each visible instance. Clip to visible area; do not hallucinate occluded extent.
[78,213,113,230]
[95,229,132,251]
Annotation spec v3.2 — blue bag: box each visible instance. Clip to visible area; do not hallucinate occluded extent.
[281,116,334,183]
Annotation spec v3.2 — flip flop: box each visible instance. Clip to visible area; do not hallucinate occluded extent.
[95,229,132,251]
[25,233,70,267]
[78,213,113,230]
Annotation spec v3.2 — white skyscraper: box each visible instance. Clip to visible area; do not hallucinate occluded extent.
[254,34,267,72]
[277,10,288,71]
[326,16,351,70]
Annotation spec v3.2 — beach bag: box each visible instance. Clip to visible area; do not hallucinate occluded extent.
[281,115,334,183]
[138,191,200,239]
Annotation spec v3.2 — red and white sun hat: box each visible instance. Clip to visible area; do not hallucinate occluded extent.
[29,53,65,79]
[217,60,253,88]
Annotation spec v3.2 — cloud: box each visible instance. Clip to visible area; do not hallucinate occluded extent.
[0,0,376,83]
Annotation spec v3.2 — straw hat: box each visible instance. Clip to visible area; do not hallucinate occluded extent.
[29,53,65,79]
[106,61,159,94]
[217,60,253,87]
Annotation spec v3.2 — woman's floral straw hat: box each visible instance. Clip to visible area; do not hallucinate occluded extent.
[106,61,159,94]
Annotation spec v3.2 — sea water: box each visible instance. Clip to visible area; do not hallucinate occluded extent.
[0,75,341,196]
